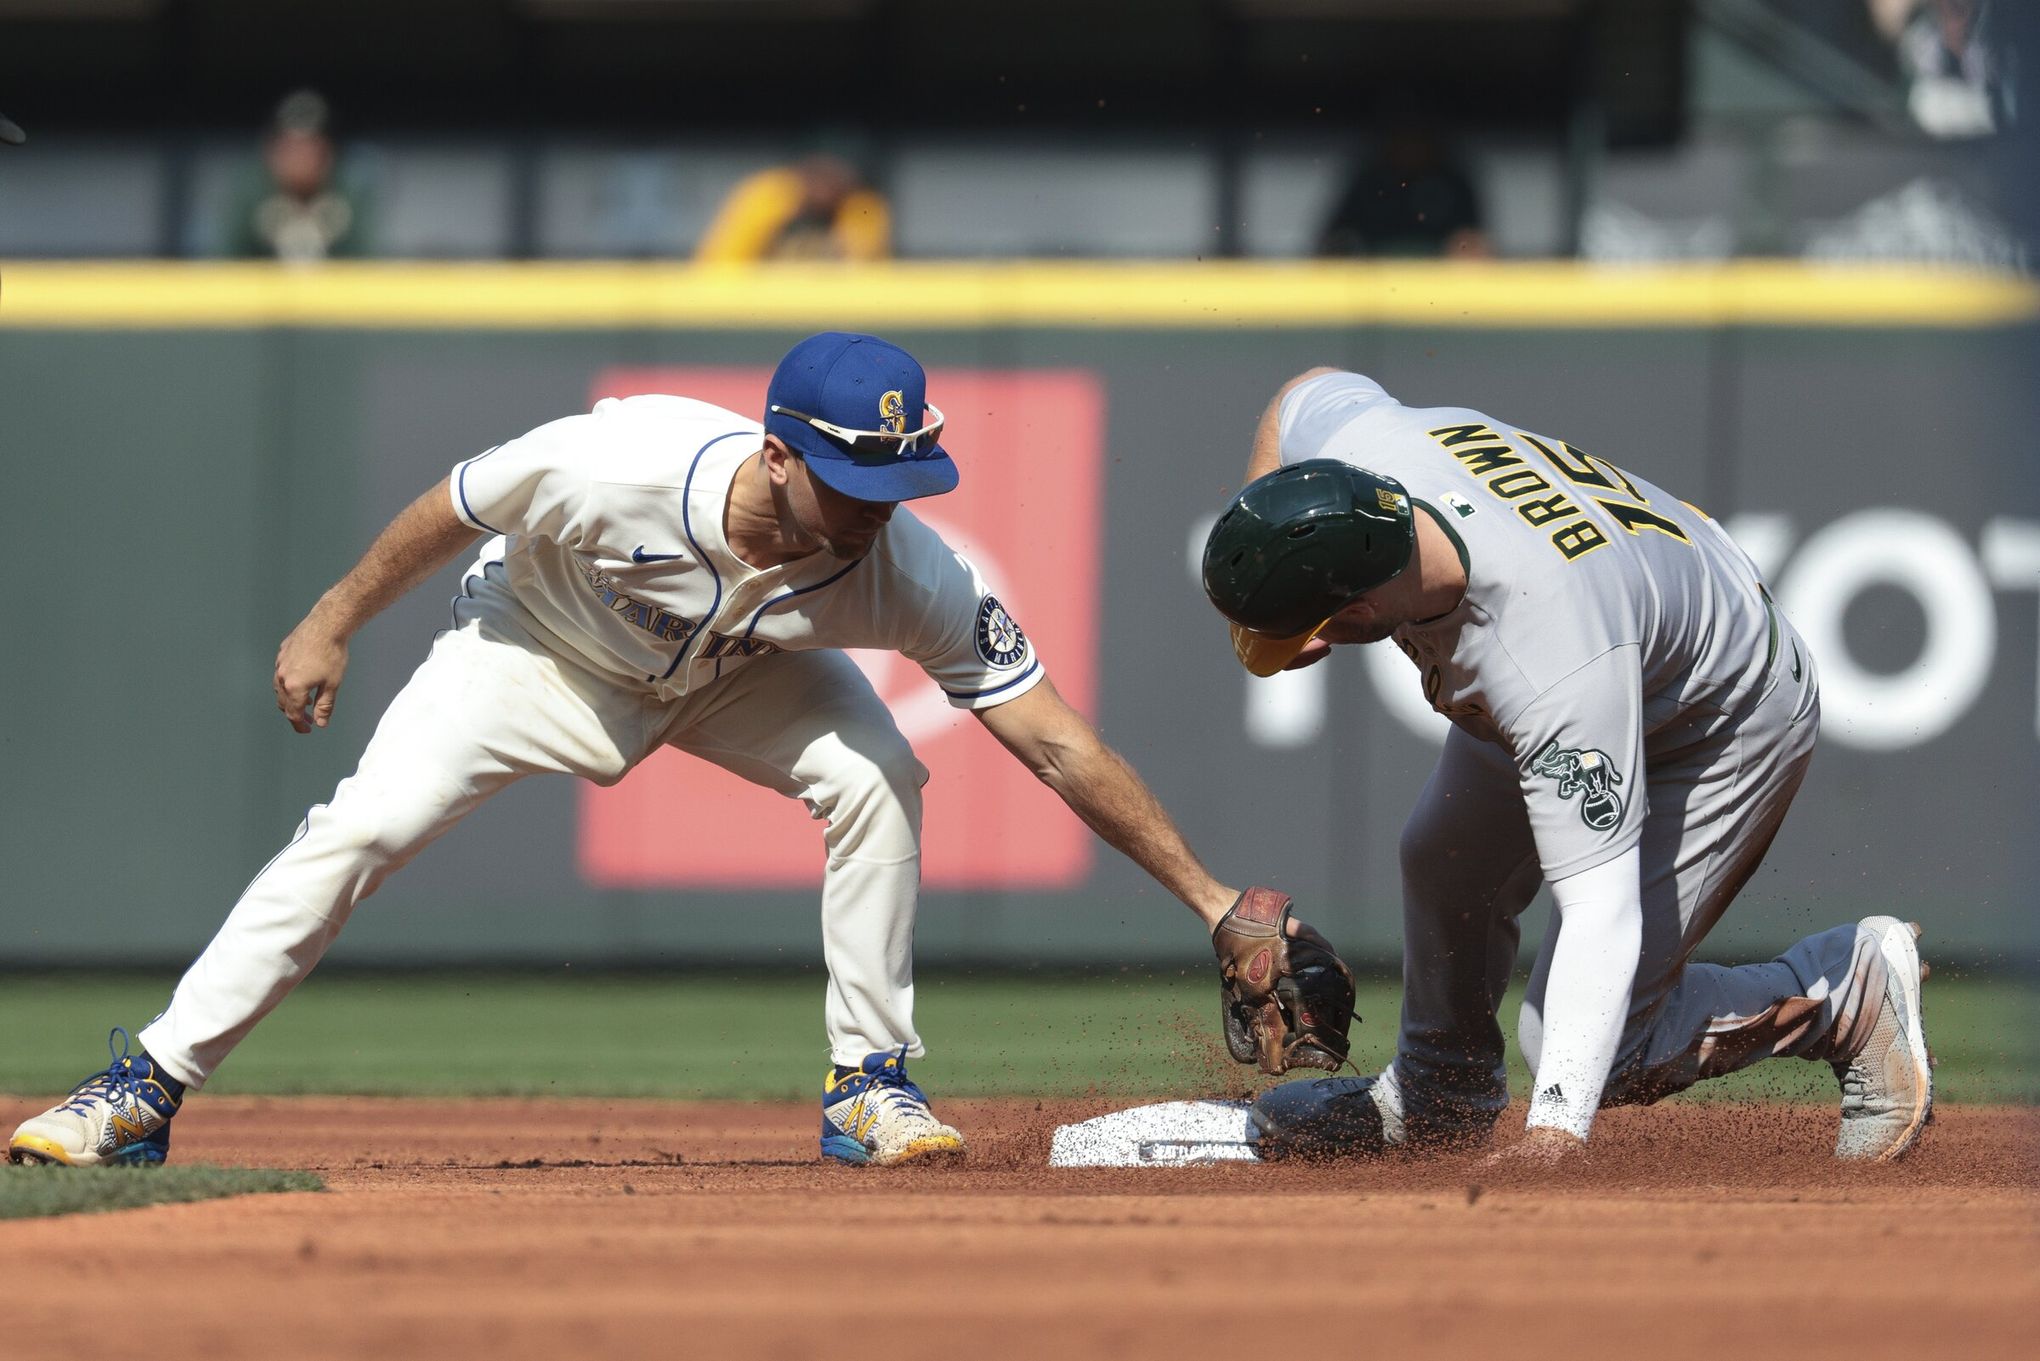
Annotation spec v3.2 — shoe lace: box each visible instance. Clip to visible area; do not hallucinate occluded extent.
[861,1046,934,1121]
[1835,1059,1868,1110]
[55,1028,144,1118]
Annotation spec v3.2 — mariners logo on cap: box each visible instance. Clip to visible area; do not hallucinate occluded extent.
[974,596,1028,669]
[879,390,907,435]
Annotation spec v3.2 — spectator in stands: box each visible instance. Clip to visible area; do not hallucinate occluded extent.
[223,90,373,262]
[1316,128,1492,260]
[1869,0,2006,138]
[695,153,890,262]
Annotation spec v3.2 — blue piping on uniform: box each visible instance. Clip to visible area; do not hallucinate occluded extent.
[714,557,867,679]
[234,807,317,902]
[940,659,1040,701]
[454,446,506,534]
[661,431,753,681]
[740,559,864,637]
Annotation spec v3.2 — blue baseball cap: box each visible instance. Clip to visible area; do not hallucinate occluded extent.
[764,332,959,503]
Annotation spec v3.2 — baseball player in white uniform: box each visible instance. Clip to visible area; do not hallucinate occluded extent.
[1201,368,1933,1164]
[11,332,1291,1170]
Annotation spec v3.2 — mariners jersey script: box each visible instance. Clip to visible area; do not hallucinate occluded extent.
[449,394,1044,709]
[1280,372,1778,879]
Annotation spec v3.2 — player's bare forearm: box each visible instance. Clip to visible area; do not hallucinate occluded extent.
[975,678,1236,927]
[274,476,482,732]
[310,476,482,637]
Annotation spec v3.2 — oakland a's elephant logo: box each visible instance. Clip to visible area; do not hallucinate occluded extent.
[878,389,907,435]
[1530,739,1626,831]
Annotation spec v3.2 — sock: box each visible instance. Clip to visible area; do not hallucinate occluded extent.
[141,1052,187,1104]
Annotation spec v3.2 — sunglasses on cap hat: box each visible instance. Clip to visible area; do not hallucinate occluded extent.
[768,402,946,459]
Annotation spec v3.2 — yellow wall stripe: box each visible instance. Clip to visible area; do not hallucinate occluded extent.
[1,260,2033,329]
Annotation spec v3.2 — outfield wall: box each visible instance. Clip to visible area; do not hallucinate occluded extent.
[1,262,2034,967]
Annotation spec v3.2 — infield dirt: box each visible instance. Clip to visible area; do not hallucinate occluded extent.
[1,1095,2033,1360]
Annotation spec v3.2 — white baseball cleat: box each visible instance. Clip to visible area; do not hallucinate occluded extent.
[1833,917,1933,1161]
[820,1048,965,1167]
[9,1028,185,1167]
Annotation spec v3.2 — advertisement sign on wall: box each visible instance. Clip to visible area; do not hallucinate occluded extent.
[576,367,1108,890]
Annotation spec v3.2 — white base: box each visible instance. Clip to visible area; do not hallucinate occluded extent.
[1048,1100,1262,1167]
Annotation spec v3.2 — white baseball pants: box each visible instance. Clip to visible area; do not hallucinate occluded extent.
[140,574,928,1087]
[1385,611,1879,1138]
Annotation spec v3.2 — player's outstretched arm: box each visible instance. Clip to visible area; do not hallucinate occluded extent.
[976,677,1358,1073]
[273,475,482,733]
[973,676,1237,928]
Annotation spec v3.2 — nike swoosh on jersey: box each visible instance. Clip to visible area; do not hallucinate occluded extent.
[632,546,685,563]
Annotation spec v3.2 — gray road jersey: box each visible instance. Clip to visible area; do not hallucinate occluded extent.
[1280,372,1780,879]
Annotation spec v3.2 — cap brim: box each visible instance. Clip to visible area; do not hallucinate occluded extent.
[803,443,959,503]
[1230,620,1326,677]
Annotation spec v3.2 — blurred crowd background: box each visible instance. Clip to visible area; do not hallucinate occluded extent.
[0,0,2026,268]
[0,1,2032,974]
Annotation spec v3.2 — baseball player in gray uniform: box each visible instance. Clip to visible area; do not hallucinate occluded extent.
[11,332,1309,1170]
[1201,368,1933,1163]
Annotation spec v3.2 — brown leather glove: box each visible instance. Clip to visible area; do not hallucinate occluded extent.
[1212,887,1358,1074]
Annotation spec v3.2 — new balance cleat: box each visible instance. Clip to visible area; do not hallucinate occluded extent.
[9,1028,185,1167]
[1834,917,1933,1161]
[820,1047,965,1167]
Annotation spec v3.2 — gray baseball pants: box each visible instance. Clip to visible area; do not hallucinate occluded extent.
[1385,614,1887,1138]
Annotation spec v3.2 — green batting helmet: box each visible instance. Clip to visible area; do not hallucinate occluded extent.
[1202,459,1415,675]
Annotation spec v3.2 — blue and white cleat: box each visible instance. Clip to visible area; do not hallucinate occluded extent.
[820,1047,965,1167]
[9,1028,185,1167]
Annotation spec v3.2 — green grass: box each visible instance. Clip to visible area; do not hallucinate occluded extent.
[0,970,2031,1105]
[0,1164,323,1221]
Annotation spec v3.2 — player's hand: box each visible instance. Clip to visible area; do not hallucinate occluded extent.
[1213,888,1358,1074]
[1282,637,1332,671]
[274,620,350,733]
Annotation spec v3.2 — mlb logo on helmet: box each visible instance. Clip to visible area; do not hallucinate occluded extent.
[765,332,959,503]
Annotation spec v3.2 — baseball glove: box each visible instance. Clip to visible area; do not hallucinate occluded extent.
[1212,887,1357,1075]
